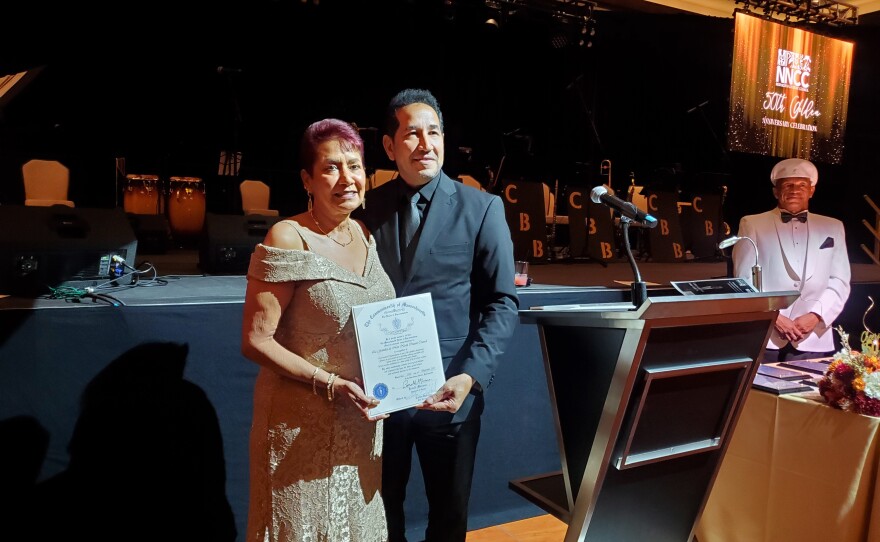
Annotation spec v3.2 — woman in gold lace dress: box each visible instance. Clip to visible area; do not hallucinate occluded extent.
[241,118,394,542]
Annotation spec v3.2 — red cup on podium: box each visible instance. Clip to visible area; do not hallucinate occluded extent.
[514,260,529,286]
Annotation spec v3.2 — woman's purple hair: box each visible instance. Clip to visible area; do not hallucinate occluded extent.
[299,118,365,172]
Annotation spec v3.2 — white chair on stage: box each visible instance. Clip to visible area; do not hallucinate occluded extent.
[542,182,568,225]
[457,175,485,191]
[22,159,75,207]
[240,179,279,216]
[628,184,649,213]
[370,169,398,190]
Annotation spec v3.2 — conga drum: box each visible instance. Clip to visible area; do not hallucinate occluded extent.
[167,176,206,241]
[123,174,161,214]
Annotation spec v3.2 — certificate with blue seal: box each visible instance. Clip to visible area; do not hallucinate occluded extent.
[352,292,446,416]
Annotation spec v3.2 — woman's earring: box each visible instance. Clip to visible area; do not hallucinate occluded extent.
[307,192,313,211]
[361,195,366,210]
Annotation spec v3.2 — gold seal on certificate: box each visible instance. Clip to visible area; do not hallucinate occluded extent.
[351,292,446,416]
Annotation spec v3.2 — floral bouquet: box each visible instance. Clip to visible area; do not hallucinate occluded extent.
[818,326,880,417]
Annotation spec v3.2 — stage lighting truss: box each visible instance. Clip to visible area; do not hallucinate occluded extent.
[484,0,597,26]
[734,0,858,27]
[483,0,598,47]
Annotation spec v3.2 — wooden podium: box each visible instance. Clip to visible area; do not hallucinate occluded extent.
[511,291,798,542]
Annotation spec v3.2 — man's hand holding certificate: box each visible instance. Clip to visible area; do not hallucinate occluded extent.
[352,293,446,416]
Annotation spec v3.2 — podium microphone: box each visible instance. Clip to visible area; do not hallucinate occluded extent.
[590,185,658,228]
[718,235,762,291]
[594,188,652,309]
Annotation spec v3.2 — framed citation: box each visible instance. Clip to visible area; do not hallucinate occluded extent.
[352,292,446,416]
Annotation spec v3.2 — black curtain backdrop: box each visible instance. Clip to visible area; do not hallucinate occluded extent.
[1,1,878,260]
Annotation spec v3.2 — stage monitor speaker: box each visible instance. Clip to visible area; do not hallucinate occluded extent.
[126,213,171,254]
[0,205,139,297]
[199,213,283,275]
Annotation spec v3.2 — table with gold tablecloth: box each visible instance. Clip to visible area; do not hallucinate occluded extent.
[695,389,880,542]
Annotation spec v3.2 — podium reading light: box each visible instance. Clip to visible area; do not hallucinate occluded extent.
[718,236,761,292]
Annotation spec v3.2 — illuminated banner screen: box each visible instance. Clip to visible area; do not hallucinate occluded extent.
[727,11,854,163]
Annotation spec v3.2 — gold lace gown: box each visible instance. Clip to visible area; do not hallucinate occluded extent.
[246,221,395,542]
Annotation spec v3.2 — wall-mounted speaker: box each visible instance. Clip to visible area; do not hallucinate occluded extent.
[0,205,138,296]
[199,213,283,275]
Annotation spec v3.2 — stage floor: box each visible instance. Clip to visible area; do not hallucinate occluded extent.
[4,249,878,307]
[141,249,880,289]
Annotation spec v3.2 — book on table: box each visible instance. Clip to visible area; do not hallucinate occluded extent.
[779,359,831,375]
[752,373,813,395]
[757,364,813,381]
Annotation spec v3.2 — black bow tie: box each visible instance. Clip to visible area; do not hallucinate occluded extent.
[781,211,807,223]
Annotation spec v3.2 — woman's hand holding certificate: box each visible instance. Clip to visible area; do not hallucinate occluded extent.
[342,377,390,421]
[351,293,447,417]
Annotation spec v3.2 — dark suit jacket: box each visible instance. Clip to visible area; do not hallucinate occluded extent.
[357,172,519,424]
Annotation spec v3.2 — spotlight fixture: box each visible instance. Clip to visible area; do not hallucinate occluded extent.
[443,0,455,21]
[578,15,596,47]
[484,0,504,27]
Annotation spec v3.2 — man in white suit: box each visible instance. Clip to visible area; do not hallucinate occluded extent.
[733,158,851,362]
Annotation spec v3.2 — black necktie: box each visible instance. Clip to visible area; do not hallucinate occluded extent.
[401,191,421,253]
[781,211,807,223]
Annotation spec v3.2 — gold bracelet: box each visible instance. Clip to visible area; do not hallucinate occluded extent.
[311,366,320,396]
[326,372,338,401]
[328,373,338,401]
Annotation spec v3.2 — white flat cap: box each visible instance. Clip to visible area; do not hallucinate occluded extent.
[770,158,818,186]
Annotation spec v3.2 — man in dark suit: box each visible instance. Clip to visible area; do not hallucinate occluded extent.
[357,88,519,542]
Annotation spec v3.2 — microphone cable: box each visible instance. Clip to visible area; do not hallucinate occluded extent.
[48,285,125,307]
[46,257,163,304]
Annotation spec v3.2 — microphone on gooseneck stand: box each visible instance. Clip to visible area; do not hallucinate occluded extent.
[621,216,647,308]
[718,236,762,291]
[591,185,649,308]
[590,185,658,228]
